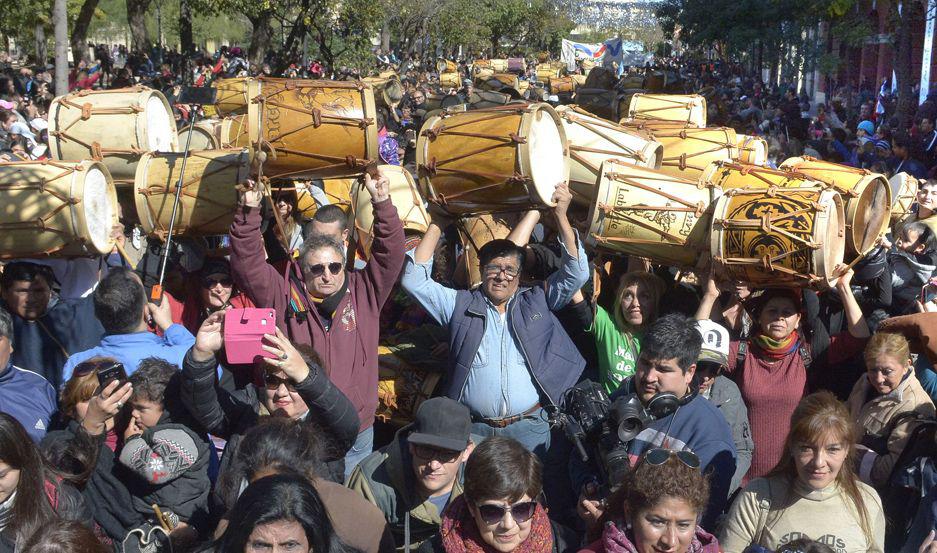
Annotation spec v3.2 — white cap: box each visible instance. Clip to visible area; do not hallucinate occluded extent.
[695,320,730,366]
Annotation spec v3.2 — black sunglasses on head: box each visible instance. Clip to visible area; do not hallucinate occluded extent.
[475,500,538,526]
[643,448,701,470]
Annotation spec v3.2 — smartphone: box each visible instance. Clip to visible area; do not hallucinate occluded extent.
[224,308,278,364]
[97,362,127,391]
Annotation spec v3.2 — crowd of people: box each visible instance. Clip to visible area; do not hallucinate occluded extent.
[3,41,937,553]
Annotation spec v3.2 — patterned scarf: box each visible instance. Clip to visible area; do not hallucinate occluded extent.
[751,330,800,360]
[441,495,554,553]
[599,520,719,553]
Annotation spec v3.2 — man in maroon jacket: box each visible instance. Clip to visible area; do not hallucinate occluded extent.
[230,170,405,478]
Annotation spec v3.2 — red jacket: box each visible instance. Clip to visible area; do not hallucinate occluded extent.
[229,199,405,431]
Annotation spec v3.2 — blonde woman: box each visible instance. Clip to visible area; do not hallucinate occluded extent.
[847,332,935,489]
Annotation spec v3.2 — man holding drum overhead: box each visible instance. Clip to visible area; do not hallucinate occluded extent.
[400,182,587,460]
[229,169,405,479]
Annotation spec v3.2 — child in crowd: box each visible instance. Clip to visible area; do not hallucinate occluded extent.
[889,221,937,314]
[119,357,211,532]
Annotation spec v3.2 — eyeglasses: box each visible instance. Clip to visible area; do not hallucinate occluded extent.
[263,373,296,391]
[306,262,343,277]
[412,444,462,464]
[644,448,701,470]
[475,501,538,526]
[483,264,519,279]
[201,276,233,289]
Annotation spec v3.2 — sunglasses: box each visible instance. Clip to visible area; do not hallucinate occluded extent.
[74,360,120,378]
[475,501,538,526]
[643,448,701,470]
[263,373,296,391]
[306,262,343,277]
[201,276,233,288]
[412,444,461,464]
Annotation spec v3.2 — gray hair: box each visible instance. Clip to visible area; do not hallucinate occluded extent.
[0,308,12,346]
[298,235,345,272]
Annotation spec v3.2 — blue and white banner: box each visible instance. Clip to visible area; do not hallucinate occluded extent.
[561,38,623,71]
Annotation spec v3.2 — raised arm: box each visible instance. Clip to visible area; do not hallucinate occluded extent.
[361,170,406,311]
[507,209,541,247]
[544,184,589,311]
[229,180,287,316]
[402,212,457,327]
[835,265,870,339]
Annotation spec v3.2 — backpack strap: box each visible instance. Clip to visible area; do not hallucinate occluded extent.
[798,342,812,369]
[736,340,748,369]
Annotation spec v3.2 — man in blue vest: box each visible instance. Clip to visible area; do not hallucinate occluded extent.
[401,182,587,457]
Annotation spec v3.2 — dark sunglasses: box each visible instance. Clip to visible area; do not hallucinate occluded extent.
[201,276,233,288]
[475,501,538,526]
[412,444,461,464]
[306,262,343,277]
[74,359,120,378]
[644,448,701,470]
[263,373,296,390]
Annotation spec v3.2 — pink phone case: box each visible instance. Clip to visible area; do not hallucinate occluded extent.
[224,308,278,364]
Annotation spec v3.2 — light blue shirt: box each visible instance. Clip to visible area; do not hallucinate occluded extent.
[401,233,588,418]
[61,324,196,386]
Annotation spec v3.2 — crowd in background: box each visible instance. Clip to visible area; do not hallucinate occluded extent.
[2,42,937,553]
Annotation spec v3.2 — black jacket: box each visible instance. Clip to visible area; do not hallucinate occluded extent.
[179,349,360,483]
[41,420,144,542]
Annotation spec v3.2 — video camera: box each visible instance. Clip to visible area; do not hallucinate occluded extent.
[557,380,656,492]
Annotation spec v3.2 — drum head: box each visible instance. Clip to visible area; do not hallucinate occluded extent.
[524,106,567,205]
[819,190,845,284]
[82,165,116,254]
[851,176,891,256]
[146,94,176,152]
[889,172,913,206]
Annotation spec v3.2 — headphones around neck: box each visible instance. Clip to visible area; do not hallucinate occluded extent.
[643,385,699,420]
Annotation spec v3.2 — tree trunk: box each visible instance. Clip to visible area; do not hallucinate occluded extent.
[248,10,274,67]
[69,0,100,64]
[35,24,48,66]
[893,0,920,130]
[179,0,194,56]
[279,0,312,72]
[381,16,391,52]
[126,0,151,52]
[52,0,69,95]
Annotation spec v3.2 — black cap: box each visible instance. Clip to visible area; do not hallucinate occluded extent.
[407,397,471,451]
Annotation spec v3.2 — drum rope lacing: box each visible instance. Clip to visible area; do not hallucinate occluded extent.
[50,94,151,159]
[140,151,249,237]
[0,161,93,257]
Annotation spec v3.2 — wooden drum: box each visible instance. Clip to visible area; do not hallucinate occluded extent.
[0,160,118,257]
[549,76,576,94]
[352,165,430,259]
[587,159,719,268]
[133,149,250,237]
[212,77,262,116]
[735,134,768,166]
[889,172,918,226]
[48,87,178,184]
[417,103,569,215]
[779,156,891,259]
[556,105,663,206]
[711,187,845,288]
[440,72,462,89]
[641,125,737,182]
[626,93,707,128]
[246,78,380,180]
[296,178,354,219]
[178,119,222,151]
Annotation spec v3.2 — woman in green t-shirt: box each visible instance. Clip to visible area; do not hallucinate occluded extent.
[569,271,666,394]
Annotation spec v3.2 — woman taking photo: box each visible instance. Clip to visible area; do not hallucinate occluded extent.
[580,449,719,553]
[41,357,139,542]
[846,332,935,489]
[719,392,885,553]
[696,267,869,481]
[428,436,577,553]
